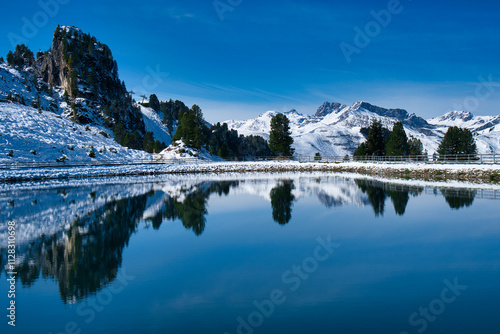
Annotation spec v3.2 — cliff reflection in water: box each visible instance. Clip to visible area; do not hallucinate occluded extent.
[0,175,492,303]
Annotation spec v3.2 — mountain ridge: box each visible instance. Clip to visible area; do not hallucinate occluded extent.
[224,101,500,156]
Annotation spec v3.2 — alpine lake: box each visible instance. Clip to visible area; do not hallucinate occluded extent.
[1,172,499,334]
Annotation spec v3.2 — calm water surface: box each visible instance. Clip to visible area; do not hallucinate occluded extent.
[1,173,499,334]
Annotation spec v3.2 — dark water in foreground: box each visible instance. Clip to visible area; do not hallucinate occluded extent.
[0,174,499,334]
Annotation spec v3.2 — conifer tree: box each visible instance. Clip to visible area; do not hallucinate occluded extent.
[269,113,294,157]
[172,104,208,149]
[365,119,386,156]
[385,122,408,156]
[354,142,367,157]
[149,94,160,111]
[437,126,476,158]
[408,137,424,156]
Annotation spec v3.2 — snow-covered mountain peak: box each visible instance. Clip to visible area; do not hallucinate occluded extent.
[258,110,277,118]
[429,110,474,124]
[314,102,347,117]
[283,108,300,115]
[352,101,409,120]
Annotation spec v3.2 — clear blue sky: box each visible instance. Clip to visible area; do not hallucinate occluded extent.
[1,0,499,122]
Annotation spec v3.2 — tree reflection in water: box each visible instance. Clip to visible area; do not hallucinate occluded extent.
[11,193,149,303]
[355,180,424,217]
[147,181,238,235]
[441,188,477,210]
[270,180,295,225]
[0,177,485,304]
[356,180,387,217]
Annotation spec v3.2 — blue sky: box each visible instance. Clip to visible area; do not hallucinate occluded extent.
[1,0,499,122]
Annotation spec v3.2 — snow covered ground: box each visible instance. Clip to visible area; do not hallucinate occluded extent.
[154,140,224,161]
[0,60,180,163]
[0,101,223,165]
[0,160,499,192]
[0,102,152,162]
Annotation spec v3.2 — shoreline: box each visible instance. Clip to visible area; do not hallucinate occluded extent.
[0,161,499,184]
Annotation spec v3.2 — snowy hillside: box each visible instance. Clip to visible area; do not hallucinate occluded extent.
[225,101,500,156]
[155,140,223,162]
[0,102,151,162]
[139,105,173,146]
[0,62,68,114]
[0,57,174,163]
[0,26,177,163]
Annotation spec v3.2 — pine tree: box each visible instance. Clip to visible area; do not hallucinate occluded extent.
[143,131,155,153]
[87,71,97,93]
[88,146,96,158]
[6,45,34,67]
[269,113,294,157]
[353,142,367,157]
[172,104,208,149]
[149,94,160,111]
[217,143,229,158]
[385,122,408,156]
[242,135,272,157]
[6,51,13,65]
[365,119,386,156]
[437,126,476,159]
[408,137,424,156]
[54,25,61,39]
[387,188,410,216]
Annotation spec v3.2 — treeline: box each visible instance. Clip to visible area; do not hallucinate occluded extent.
[354,120,425,157]
[113,124,166,153]
[208,123,273,158]
[143,95,274,159]
[6,44,35,68]
[354,120,477,159]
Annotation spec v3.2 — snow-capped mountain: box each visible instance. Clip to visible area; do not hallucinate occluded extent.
[428,110,500,132]
[428,110,475,124]
[224,102,500,156]
[428,110,500,155]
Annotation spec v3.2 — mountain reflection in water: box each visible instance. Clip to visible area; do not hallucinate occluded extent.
[0,174,496,304]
